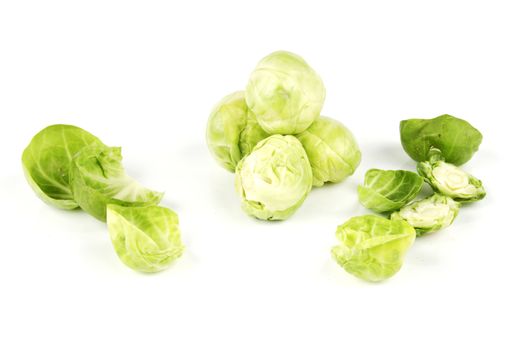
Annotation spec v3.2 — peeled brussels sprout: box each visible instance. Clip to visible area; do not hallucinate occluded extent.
[332,215,416,282]
[391,193,460,235]
[69,144,163,221]
[245,51,325,135]
[22,124,104,209]
[296,116,361,187]
[417,149,485,202]
[235,135,312,220]
[358,169,423,213]
[400,114,483,165]
[107,204,184,273]
[206,91,269,171]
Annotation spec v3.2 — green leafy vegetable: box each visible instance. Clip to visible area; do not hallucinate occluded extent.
[206,91,269,171]
[69,144,163,221]
[417,149,485,202]
[391,193,460,235]
[245,51,325,135]
[107,204,184,273]
[332,215,416,282]
[358,169,423,213]
[22,124,104,209]
[296,116,361,187]
[400,114,483,165]
[235,135,312,220]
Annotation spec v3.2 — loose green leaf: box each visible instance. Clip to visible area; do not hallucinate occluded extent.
[331,215,416,282]
[358,169,423,213]
[235,135,312,221]
[70,144,163,221]
[107,204,184,273]
[296,116,361,187]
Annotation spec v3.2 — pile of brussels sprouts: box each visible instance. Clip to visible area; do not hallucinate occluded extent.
[332,115,486,282]
[207,51,362,220]
[22,125,184,273]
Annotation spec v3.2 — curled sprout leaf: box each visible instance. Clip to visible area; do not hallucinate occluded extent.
[331,215,416,282]
[358,169,423,213]
[400,114,483,165]
[235,135,312,221]
[246,51,325,134]
[206,91,269,171]
[22,124,104,209]
[69,144,163,221]
[107,204,184,273]
[417,149,486,203]
[391,193,460,235]
[296,116,361,187]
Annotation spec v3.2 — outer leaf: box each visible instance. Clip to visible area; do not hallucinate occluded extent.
[70,144,163,221]
[331,215,416,282]
[358,169,423,213]
[107,204,184,273]
[296,116,361,187]
[22,124,104,209]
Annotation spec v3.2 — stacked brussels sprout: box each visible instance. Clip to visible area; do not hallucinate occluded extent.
[22,125,184,273]
[332,115,486,282]
[207,51,362,220]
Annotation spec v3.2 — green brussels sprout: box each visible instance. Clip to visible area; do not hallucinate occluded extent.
[417,149,485,202]
[391,193,460,235]
[206,91,269,172]
[22,124,104,209]
[235,135,312,220]
[245,51,325,135]
[400,114,483,165]
[69,144,163,221]
[107,204,184,273]
[358,169,424,213]
[296,116,361,187]
[331,215,416,282]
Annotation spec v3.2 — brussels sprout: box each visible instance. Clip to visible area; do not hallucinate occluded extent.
[400,114,483,165]
[22,124,104,209]
[206,91,269,171]
[245,51,325,135]
[107,204,184,273]
[417,149,485,202]
[296,116,361,187]
[391,193,460,235]
[331,215,416,282]
[235,135,312,220]
[358,169,424,213]
[69,144,163,221]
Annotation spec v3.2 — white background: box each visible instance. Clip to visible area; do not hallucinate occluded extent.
[1,1,524,349]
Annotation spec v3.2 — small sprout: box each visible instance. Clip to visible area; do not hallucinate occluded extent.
[107,204,184,273]
[69,144,163,221]
[358,169,423,213]
[331,215,416,282]
[22,124,104,209]
[391,193,460,235]
[296,116,361,187]
[245,51,325,135]
[400,114,483,165]
[417,149,485,202]
[235,135,312,220]
[206,91,269,172]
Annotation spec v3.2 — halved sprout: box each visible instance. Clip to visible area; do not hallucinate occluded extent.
[296,116,361,187]
[69,144,163,221]
[235,135,312,220]
[107,204,184,273]
[358,169,423,213]
[245,51,325,135]
[332,215,416,282]
[417,149,485,202]
[391,193,460,235]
